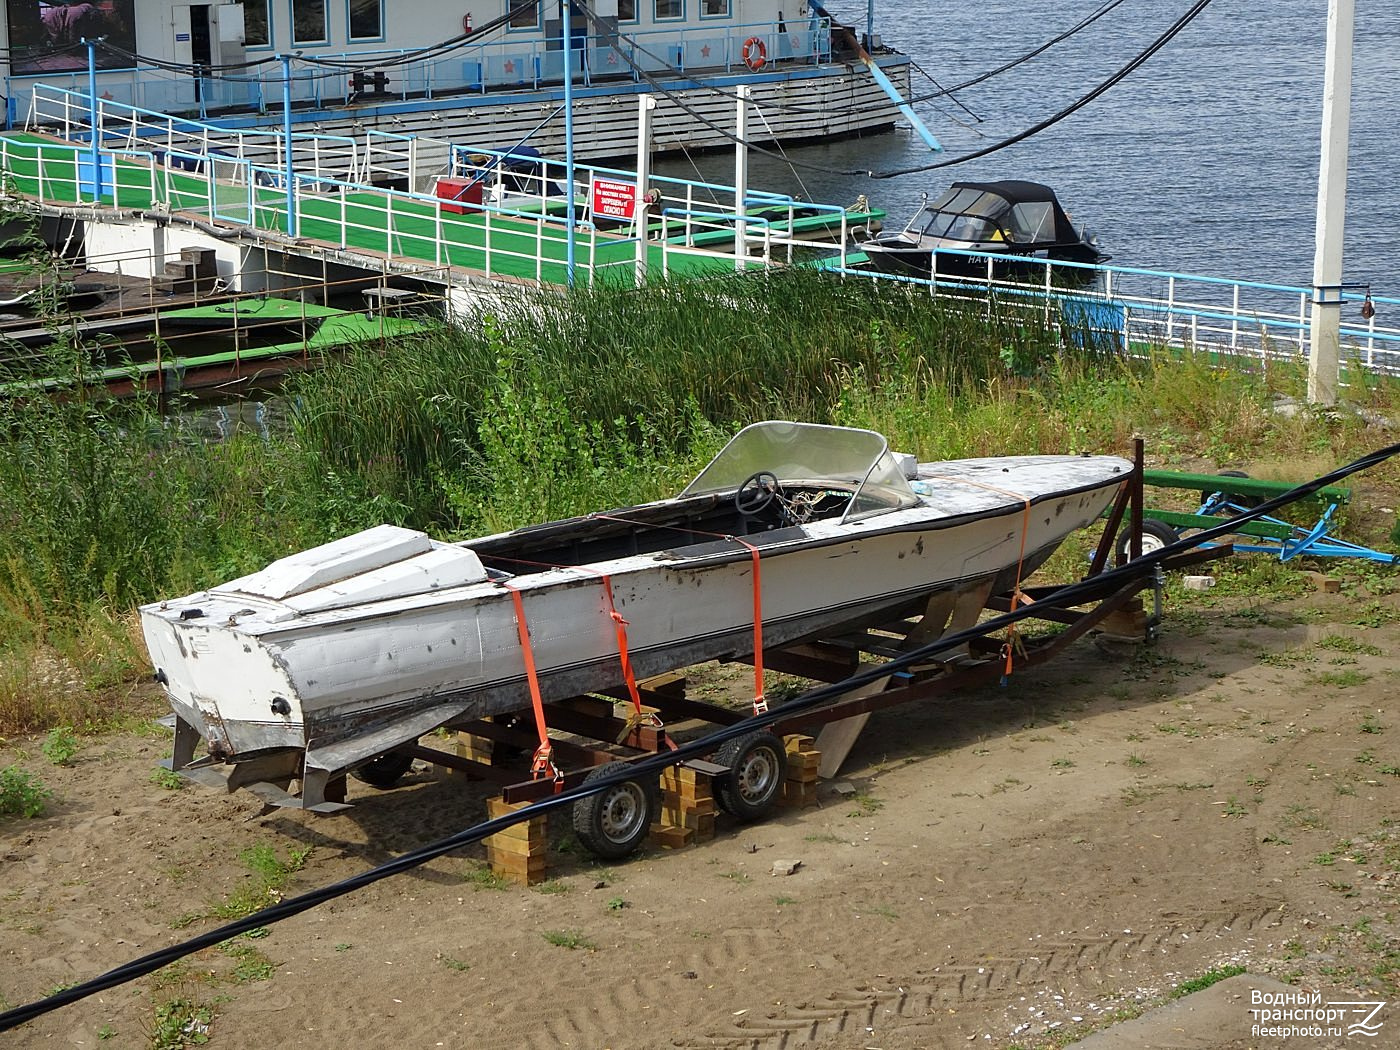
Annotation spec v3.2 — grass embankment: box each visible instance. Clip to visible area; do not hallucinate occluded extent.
[0,268,1396,732]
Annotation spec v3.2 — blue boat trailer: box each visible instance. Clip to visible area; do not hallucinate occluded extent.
[1136,469,1398,565]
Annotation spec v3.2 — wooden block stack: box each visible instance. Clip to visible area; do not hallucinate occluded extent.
[484,797,548,885]
[781,735,821,808]
[650,765,717,849]
[454,730,493,773]
[1096,597,1148,641]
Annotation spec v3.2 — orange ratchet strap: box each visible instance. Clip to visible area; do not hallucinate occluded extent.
[503,583,563,789]
[591,512,770,718]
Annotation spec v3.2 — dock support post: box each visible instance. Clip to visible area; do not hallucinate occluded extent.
[83,37,103,203]
[734,84,749,271]
[634,94,655,287]
[280,53,298,239]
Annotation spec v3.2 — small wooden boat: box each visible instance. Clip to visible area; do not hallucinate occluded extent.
[140,421,1130,810]
[860,180,1108,281]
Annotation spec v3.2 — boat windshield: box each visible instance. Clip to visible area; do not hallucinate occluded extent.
[914,186,1061,246]
[911,187,1014,244]
[680,421,919,522]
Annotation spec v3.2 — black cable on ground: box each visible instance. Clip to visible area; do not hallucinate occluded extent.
[2,434,1397,1034]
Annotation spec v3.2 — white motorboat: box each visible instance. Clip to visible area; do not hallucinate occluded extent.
[141,421,1130,809]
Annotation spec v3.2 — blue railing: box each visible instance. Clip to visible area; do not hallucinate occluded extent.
[835,248,1400,378]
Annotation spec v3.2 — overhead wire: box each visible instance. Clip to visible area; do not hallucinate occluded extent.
[3,435,1399,1034]
[71,0,1212,190]
[872,0,1213,178]
[906,0,1132,105]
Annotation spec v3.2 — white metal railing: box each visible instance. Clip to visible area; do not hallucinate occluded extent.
[29,86,1392,371]
[27,85,360,187]
[7,20,832,125]
[834,248,1400,378]
[17,87,853,284]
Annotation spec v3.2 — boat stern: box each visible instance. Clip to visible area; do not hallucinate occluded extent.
[140,597,307,762]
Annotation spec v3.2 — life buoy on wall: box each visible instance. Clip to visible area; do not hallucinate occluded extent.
[741,36,767,72]
[462,11,473,34]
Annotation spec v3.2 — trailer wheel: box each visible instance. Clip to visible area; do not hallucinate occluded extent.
[351,748,415,789]
[572,762,658,860]
[714,731,788,823]
[1116,518,1180,561]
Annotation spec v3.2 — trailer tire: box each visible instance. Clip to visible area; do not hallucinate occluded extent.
[714,731,787,822]
[351,748,415,789]
[1116,518,1180,561]
[572,762,658,860]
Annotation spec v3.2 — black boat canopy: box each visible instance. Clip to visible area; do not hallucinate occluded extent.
[922,180,1083,247]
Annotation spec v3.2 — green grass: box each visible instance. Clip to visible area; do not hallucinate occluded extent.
[541,929,596,950]
[176,844,312,926]
[0,765,51,818]
[1170,964,1246,998]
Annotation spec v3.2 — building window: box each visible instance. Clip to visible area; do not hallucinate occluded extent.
[701,0,728,14]
[509,0,540,28]
[292,0,328,44]
[242,0,270,46]
[654,0,681,18]
[348,0,382,39]
[617,0,636,19]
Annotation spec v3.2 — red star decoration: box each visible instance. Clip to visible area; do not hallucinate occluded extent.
[504,59,515,74]
[700,44,710,57]
[607,50,618,65]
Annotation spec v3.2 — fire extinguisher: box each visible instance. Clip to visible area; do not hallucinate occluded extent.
[463,11,473,33]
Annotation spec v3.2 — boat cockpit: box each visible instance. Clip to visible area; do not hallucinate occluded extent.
[468,422,921,574]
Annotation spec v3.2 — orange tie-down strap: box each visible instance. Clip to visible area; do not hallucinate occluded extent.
[919,474,1032,682]
[589,512,768,717]
[493,554,675,755]
[502,583,562,787]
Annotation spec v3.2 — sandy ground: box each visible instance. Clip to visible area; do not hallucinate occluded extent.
[3,581,1400,1049]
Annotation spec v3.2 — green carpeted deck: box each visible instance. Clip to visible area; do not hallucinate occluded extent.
[0,132,789,287]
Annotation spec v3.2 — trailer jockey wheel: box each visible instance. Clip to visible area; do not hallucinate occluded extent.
[572,762,659,860]
[1115,518,1180,562]
[714,730,787,822]
[351,748,415,789]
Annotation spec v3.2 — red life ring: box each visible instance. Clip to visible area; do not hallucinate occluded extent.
[741,36,767,72]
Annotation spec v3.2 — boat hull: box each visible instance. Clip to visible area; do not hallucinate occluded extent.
[141,453,1128,792]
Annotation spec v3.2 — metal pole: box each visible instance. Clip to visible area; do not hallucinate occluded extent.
[281,54,298,238]
[84,37,101,201]
[634,94,654,287]
[563,0,577,287]
[866,0,874,51]
[734,84,748,272]
[1308,0,1354,406]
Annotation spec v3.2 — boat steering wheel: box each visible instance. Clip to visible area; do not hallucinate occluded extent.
[735,471,782,517]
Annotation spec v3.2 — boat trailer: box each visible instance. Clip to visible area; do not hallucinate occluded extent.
[333,442,1230,876]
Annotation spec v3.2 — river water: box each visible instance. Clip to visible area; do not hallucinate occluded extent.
[660,0,1400,292]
